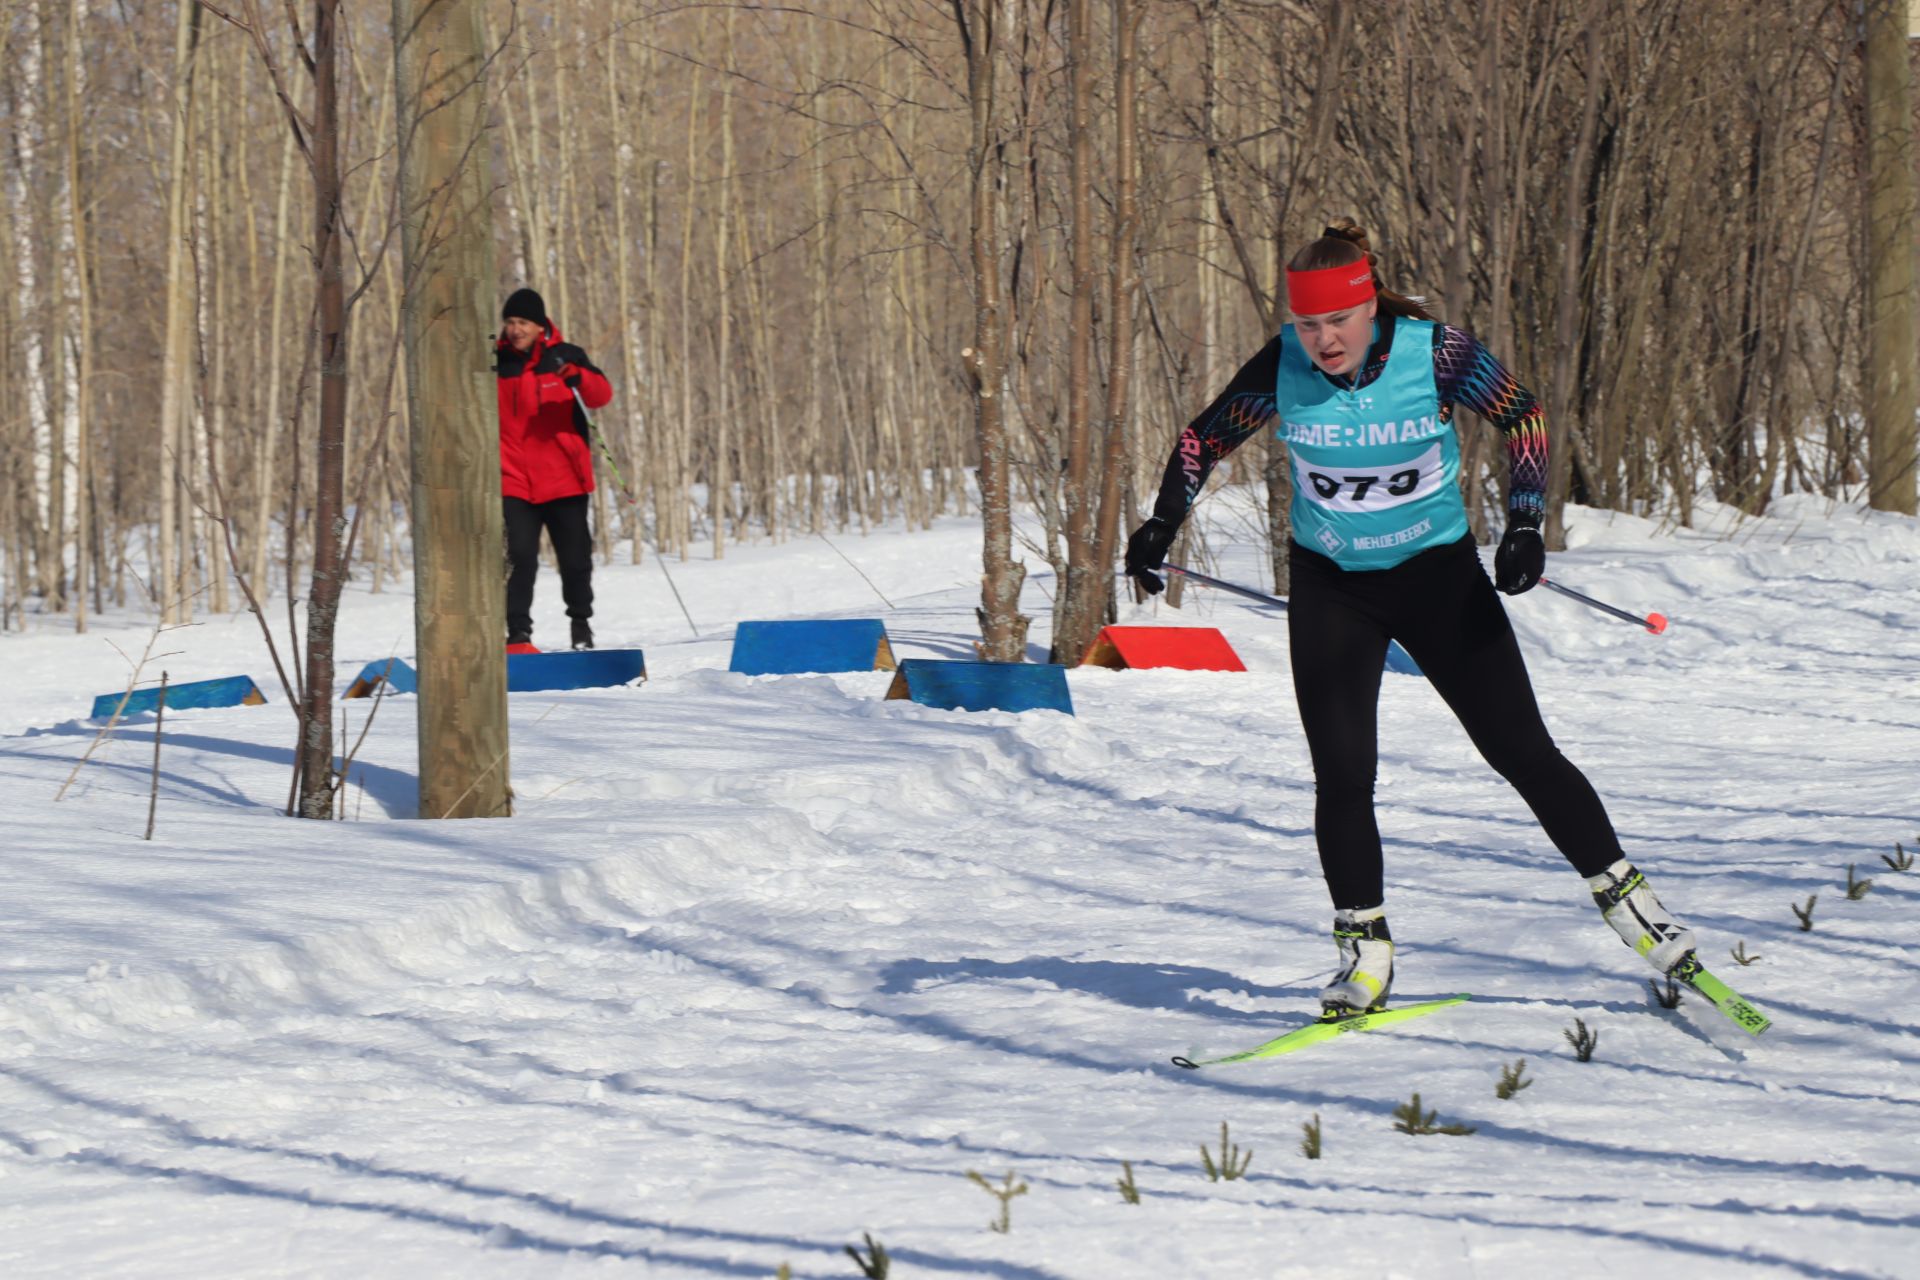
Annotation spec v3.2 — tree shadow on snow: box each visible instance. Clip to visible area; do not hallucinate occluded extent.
[0,1065,1071,1280]
[882,627,986,661]
[15,724,420,817]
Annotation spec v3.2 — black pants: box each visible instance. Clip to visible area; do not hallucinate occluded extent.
[1289,535,1623,910]
[504,494,594,639]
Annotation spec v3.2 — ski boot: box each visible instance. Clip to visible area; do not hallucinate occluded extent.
[1589,859,1773,1035]
[1320,906,1394,1019]
[1586,859,1696,976]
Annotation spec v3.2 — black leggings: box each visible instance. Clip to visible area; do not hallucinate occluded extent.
[1288,535,1622,910]
[504,494,594,638]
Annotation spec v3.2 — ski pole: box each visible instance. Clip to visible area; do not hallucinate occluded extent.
[1166,563,1288,610]
[571,386,700,638]
[1538,577,1668,635]
[1165,563,1423,677]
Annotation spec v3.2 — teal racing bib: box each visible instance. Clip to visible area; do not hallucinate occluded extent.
[1275,317,1469,570]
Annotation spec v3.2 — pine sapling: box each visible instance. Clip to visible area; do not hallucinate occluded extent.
[1199,1120,1252,1181]
[1564,1017,1599,1062]
[1883,842,1914,873]
[1649,976,1684,1009]
[1495,1059,1533,1099]
[966,1170,1028,1233]
[1845,863,1874,901]
[1730,940,1761,966]
[1300,1113,1323,1160]
[845,1233,889,1279]
[1791,894,1817,931]
[1116,1160,1141,1205]
[1392,1092,1476,1136]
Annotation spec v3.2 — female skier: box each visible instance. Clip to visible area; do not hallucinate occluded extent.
[1126,220,1694,1019]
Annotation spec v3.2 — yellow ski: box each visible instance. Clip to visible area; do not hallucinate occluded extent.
[1172,995,1472,1069]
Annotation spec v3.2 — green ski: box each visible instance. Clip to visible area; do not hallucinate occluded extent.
[1172,995,1471,1069]
[1671,955,1771,1036]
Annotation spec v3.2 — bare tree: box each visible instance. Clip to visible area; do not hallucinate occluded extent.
[1088,0,1143,631]
[200,0,360,817]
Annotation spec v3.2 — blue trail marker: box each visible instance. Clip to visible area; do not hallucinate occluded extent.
[506,648,647,693]
[343,650,646,698]
[729,619,896,676]
[92,674,267,720]
[343,658,418,699]
[885,659,1073,715]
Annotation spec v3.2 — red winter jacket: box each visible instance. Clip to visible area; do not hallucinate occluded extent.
[496,323,614,505]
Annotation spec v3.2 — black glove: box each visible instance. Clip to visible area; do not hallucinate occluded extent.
[1493,522,1545,595]
[1124,517,1179,595]
[536,342,597,387]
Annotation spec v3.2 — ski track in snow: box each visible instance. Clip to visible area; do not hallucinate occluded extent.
[2,497,1918,1278]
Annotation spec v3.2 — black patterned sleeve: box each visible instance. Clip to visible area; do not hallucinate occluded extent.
[1149,335,1284,526]
[1432,324,1547,529]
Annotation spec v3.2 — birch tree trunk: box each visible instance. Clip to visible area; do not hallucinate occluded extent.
[677,63,703,558]
[711,9,736,559]
[203,45,231,615]
[35,0,69,616]
[609,29,645,563]
[9,0,49,614]
[157,0,201,623]
[65,0,91,631]
[251,128,296,594]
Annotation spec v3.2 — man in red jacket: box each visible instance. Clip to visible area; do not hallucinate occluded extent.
[497,288,614,649]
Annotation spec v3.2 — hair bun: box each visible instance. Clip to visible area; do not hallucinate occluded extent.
[1323,218,1371,251]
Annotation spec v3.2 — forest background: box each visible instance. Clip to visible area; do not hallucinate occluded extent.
[3,0,1917,667]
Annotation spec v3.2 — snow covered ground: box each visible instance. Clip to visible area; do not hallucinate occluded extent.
[2,495,1917,1279]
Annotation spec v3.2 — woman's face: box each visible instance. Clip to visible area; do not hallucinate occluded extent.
[1293,297,1377,377]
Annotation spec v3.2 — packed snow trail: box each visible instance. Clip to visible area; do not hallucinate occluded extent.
[2,499,1918,1278]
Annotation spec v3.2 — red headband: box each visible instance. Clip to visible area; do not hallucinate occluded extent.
[1287,261,1376,316]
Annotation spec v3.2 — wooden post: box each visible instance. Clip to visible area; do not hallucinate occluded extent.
[958,0,1028,662]
[394,0,511,819]
[1864,0,1918,514]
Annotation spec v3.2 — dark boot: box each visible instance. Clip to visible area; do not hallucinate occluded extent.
[571,618,594,650]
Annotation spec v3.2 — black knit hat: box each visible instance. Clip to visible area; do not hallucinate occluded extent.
[502,287,548,328]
